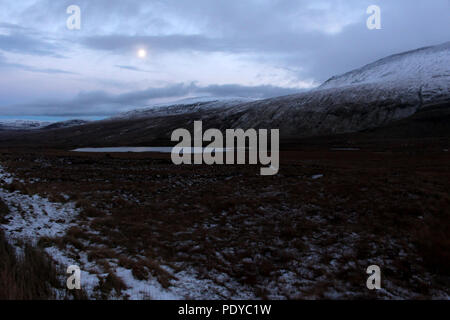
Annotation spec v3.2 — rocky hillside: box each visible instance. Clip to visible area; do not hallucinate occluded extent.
[221,42,449,138]
[0,42,448,147]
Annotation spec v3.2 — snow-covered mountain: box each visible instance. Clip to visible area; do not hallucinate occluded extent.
[220,42,450,137]
[0,119,90,131]
[43,119,90,130]
[111,97,258,120]
[104,42,449,140]
[1,43,448,146]
[0,120,51,131]
[320,42,450,104]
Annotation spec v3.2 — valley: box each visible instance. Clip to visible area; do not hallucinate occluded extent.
[0,134,449,299]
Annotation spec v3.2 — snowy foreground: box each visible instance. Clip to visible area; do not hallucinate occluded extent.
[0,164,256,299]
[1,155,449,300]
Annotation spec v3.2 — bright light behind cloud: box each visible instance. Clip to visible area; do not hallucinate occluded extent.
[137,49,147,59]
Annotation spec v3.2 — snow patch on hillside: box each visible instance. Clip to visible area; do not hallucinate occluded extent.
[319,42,450,105]
[0,164,256,300]
[111,97,257,120]
[0,164,101,298]
[43,119,90,130]
[0,167,79,245]
[0,120,52,130]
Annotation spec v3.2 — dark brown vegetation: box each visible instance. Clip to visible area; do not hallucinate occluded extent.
[0,224,61,299]
[0,133,448,298]
[0,198,88,300]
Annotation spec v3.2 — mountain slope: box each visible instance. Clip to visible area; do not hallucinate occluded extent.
[320,42,450,103]
[220,42,450,138]
[111,97,257,120]
[0,120,51,131]
[42,120,90,130]
[0,43,448,148]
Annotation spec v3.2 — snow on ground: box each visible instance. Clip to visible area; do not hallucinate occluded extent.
[1,161,449,299]
[168,268,255,300]
[0,163,256,299]
[0,164,100,298]
[0,192,78,244]
[0,164,174,299]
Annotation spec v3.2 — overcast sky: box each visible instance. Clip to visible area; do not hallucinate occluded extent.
[0,0,449,118]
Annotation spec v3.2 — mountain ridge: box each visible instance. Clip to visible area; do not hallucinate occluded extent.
[0,42,448,147]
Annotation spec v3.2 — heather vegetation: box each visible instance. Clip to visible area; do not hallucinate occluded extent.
[0,141,448,299]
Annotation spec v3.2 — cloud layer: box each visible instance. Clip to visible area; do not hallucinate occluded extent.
[2,83,303,116]
[0,0,448,116]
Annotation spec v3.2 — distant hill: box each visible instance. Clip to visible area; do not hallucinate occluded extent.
[110,97,257,120]
[0,120,51,131]
[43,120,90,130]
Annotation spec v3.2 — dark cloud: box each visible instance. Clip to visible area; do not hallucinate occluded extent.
[84,34,225,53]
[78,0,450,82]
[0,83,303,116]
[0,22,30,31]
[0,31,64,58]
[82,32,322,55]
[197,84,302,99]
[0,52,75,74]
[115,65,150,73]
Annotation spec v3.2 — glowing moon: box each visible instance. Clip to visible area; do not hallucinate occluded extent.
[137,49,147,58]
